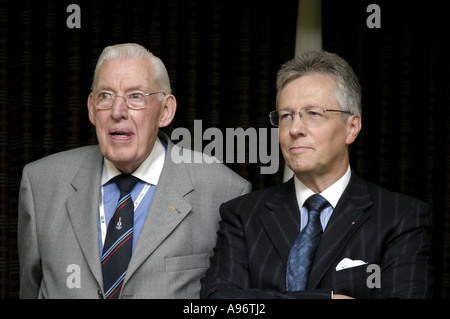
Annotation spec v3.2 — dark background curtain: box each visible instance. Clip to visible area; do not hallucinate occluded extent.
[322,0,449,298]
[0,0,448,299]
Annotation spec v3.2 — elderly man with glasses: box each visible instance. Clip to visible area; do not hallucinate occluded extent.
[18,43,251,299]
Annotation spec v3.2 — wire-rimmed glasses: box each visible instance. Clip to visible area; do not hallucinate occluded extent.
[91,91,166,110]
[269,106,352,127]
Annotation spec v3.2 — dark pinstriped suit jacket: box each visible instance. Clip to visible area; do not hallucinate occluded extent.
[201,172,433,299]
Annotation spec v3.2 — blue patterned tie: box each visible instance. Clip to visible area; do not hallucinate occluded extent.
[286,194,330,291]
[101,174,139,299]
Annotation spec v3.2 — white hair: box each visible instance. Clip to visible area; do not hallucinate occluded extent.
[91,43,171,95]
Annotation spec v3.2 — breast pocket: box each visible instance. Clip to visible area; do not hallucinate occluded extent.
[164,253,209,272]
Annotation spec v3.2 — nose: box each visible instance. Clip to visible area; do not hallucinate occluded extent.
[110,96,129,120]
[288,112,307,136]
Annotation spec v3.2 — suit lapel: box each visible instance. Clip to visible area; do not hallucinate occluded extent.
[124,134,193,282]
[259,179,300,265]
[66,146,104,287]
[307,173,374,289]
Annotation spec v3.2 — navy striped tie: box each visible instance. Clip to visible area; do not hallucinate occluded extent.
[286,194,330,291]
[101,174,139,299]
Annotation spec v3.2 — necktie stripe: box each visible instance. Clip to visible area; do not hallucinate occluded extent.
[101,228,133,260]
[101,229,133,264]
[116,196,132,210]
[104,271,127,299]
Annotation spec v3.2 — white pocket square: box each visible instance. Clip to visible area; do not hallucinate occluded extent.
[336,258,368,271]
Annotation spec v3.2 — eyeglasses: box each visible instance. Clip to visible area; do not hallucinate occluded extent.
[91,91,166,110]
[269,106,352,128]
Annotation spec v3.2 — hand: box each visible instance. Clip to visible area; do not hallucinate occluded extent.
[333,294,354,299]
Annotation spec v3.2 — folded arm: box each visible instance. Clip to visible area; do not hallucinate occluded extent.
[200,201,330,299]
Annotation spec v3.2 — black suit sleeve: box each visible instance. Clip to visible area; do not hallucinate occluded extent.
[200,200,330,299]
[372,196,433,298]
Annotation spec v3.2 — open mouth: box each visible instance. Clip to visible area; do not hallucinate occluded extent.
[111,132,130,137]
[110,130,133,139]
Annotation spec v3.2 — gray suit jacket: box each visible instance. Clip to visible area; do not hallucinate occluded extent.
[18,132,251,298]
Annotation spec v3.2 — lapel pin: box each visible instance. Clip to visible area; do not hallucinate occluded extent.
[351,221,356,225]
[169,206,177,213]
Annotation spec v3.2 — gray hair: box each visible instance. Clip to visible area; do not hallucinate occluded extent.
[91,43,171,96]
[276,50,361,117]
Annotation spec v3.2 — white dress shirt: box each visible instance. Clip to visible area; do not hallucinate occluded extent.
[294,166,351,231]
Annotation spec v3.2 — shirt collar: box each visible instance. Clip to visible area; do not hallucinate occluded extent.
[101,138,166,186]
[294,165,351,209]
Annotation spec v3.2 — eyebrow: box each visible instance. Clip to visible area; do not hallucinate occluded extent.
[278,104,323,111]
[277,107,299,112]
[96,85,149,92]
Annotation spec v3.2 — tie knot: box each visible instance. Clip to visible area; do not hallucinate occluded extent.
[113,174,140,197]
[304,194,330,212]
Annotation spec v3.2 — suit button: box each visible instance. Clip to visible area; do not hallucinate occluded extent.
[98,289,104,299]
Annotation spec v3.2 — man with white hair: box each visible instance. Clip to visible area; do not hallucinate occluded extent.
[18,43,251,299]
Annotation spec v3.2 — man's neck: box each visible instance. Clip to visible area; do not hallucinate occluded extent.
[295,163,350,194]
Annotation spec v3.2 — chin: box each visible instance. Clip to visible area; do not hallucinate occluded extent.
[112,162,137,174]
[287,162,315,176]
[105,153,137,171]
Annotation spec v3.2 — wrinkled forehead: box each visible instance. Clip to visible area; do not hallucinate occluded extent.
[277,73,339,109]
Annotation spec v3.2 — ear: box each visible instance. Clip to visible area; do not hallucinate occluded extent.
[158,94,177,128]
[345,115,361,145]
[87,93,96,126]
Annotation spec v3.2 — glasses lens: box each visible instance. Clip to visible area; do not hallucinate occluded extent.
[94,92,114,109]
[268,107,328,128]
[302,106,325,126]
[278,110,295,127]
[126,93,147,109]
[269,111,279,127]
